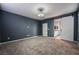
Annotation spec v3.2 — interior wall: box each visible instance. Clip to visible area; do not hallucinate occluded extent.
[0,10,1,42]
[0,10,42,42]
[0,5,2,42]
[0,7,78,43]
[60,16,74,41]
[73,12,78,41]
[78,13,79,41]
[0,9,54,43]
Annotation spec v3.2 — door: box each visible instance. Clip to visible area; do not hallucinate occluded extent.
[60,16,74,41]
[42,23,48,36]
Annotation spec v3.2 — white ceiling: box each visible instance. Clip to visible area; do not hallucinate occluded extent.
[0,3,78,20]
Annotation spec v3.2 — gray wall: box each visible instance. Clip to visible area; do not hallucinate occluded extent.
[73,12,78,41]
[78,13,79,41]
[0,10,1,41]
[0,10,54,43]
[0,10,42,42]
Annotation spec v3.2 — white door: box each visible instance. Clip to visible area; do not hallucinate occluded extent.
[42,23,48,36]
[60,16,74,41]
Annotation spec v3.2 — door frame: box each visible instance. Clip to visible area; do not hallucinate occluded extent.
[42,23,48,36]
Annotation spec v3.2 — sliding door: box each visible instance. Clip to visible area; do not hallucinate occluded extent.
[60,16,74,41]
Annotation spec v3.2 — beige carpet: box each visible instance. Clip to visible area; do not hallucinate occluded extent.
[0,37,79,55]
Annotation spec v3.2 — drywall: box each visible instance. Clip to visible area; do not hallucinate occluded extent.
[73,12,78,41]
[78,14,79,41]
[0,10,41,42]
[0,10,1,42]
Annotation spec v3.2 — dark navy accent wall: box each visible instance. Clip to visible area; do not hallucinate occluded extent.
[37,21,42,35]
[73,12,78,41]
[42,19,54,37]
[0,11,1,41]
[78,13,79,41]
[0,10,42,42]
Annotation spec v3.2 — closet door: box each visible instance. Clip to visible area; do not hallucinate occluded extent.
[60,16,74,41]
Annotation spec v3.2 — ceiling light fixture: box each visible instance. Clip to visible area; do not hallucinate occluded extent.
[37,7,45,18]
[38,13,45,17]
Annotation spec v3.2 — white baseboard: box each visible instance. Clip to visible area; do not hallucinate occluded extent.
[0,36,38,45]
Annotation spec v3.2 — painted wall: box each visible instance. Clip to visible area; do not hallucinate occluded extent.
[0,10,2,42]
[42,19,54,37]
[60,16,74,41]
[0,9,77,42]
[78,14,79,41]
[0,10,42,42]
[0,10,54,43]
[73,12,78,41]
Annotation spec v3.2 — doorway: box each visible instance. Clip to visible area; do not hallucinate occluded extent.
[42,23,48,36]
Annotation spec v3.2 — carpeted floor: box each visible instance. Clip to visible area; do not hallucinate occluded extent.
[0,37,79,55]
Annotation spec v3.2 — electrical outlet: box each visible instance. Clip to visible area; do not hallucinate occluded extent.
[26,35,30,36]
[27,26,30,28]
[8,37,10,40]
[48,29,50,30]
